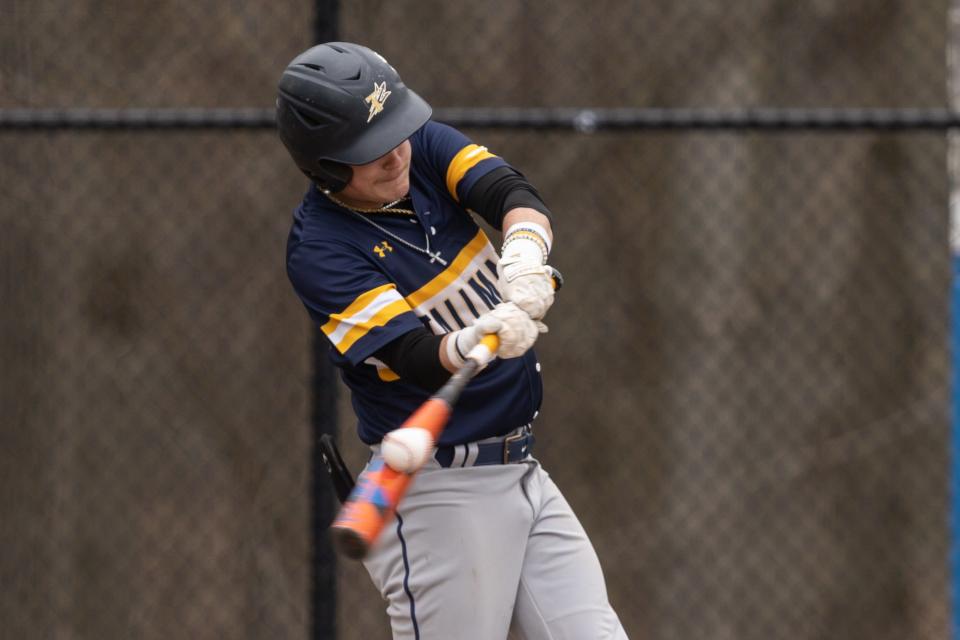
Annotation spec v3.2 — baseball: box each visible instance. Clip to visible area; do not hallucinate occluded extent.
[381,427,435,473]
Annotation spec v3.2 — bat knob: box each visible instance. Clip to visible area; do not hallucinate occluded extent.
[546,265,563,291]
[331,526,370,560]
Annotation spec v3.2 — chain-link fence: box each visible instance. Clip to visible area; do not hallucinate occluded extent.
[1,1,953,639]
[1,3,316,639]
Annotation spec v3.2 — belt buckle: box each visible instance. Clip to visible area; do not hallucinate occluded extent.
[503,430,524,464]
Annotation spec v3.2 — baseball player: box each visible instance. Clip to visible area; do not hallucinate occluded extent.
[278,42,628,640]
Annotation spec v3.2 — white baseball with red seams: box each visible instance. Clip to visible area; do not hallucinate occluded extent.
[381,427,434,473]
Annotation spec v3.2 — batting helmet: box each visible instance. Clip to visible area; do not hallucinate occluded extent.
[276,42,432,192]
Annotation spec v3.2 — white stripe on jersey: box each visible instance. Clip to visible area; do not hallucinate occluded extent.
[326,287,406,347]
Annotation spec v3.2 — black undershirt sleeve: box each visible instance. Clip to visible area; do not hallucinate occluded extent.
[373,327,451,393]
[463,166,553,230]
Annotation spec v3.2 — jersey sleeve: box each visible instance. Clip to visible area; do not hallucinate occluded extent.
[287,240,425,366]
[413,120,510,204]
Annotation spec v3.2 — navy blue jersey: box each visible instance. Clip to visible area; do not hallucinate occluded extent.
[286,121,543,445]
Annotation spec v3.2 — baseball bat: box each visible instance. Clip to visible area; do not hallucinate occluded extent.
[330,333,500,560]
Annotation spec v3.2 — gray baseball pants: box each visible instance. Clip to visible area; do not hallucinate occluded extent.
[361,452,628,639]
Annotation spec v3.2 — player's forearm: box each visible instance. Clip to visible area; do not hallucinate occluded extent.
[463,166,553,230]
[375,329,451,391]
[502,207,553,243]
[497,208,556,321]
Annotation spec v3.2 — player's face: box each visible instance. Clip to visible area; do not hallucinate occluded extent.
[338,140,412,208]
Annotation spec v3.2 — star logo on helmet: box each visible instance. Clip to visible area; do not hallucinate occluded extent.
[364,81,392,123]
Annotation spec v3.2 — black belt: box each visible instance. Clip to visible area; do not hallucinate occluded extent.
[434,427,535,468]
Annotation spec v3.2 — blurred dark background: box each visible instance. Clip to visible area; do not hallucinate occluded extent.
[0,1,951,639]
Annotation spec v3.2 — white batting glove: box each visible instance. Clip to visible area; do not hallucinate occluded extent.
[446,302,543,367]
[497,222,555,320]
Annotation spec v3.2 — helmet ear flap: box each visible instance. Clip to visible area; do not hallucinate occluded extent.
[308,160,352,192]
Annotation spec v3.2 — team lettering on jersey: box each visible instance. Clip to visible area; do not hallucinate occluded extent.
[404,230,502,334]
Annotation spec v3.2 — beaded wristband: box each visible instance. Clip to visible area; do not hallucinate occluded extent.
[502,222,551,263]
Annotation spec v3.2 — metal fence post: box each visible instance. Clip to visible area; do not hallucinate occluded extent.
[311,7,340,640]
[949,3,960,639]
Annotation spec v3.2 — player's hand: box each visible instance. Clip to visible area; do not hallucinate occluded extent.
[474,302,542,358]
[497,223,555,320]
[449,302,542,367]
[497,258,555,320]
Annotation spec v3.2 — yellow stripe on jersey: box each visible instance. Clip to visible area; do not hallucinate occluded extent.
[376,365,400,382]
[322,284,413,354]
[335,299,412,353]
[445,144,496,202]
[364,356,401,382]
[322,283,395,336]
[405,230,491,309]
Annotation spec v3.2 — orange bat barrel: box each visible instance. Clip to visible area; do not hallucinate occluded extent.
[330,397,452,559]
[330,333,502,559]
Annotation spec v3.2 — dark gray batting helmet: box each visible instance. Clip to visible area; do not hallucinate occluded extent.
[276,42,432,192]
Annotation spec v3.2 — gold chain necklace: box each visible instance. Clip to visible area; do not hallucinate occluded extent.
[321,189,416,216]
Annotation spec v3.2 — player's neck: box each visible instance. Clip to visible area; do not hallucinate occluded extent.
[323,189,410,213]
[338,194,393,209]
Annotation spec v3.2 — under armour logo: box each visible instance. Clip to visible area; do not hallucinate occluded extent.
[364,81,392,123]
[373,241,394,258]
